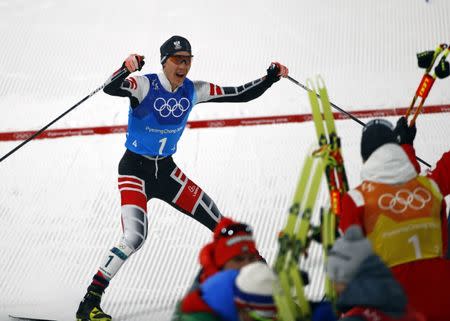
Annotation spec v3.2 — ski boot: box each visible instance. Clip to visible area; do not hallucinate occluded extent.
[76,285,112,321]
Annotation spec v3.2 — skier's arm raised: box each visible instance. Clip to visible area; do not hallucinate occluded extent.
[103,54,149,108]
[394,116,450,191]
[194,62,288,104]
[427,151,450,197]
[394,116,421,173]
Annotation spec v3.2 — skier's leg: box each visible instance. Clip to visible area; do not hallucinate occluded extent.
[90,151,152,287]
[157,158,222,231]
[95,174,149,285]
[77,151,152,321]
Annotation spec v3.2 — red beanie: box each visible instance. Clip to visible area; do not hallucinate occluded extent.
[212,217,258,268]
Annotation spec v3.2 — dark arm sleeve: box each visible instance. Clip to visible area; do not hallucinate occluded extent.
[103,68,131,96]
[103,68,149,108]
[193,76,278,104]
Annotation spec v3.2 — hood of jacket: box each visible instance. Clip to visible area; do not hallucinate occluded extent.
[360,143,417,184]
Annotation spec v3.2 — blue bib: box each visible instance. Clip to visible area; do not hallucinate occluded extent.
[125,74,196,156]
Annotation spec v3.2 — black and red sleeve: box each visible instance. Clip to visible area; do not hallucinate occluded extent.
[103,68,150,108]
[193,76,277,104]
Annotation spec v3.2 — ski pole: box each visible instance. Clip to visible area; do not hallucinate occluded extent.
[406,45,450,127]
[287,76,366,127]
[286,75,432,168]
[0,67,128,163]
[405,43,448,126]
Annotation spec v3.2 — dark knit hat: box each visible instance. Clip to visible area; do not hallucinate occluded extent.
[360,118,397,162]
[160,35,192,64]
[326,225,373,283]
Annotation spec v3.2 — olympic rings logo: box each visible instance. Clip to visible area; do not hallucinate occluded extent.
[378,187,432,214]
[153,97,190,118]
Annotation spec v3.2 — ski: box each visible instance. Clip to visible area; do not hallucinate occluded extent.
[406,43,450,126]
[307,76,349,302]
[307,76,349,215]
[274,153,325,321]
[274,76,348,320]
[9,316,58,321]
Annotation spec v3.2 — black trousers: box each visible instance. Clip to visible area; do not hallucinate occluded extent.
[118,149,222,231]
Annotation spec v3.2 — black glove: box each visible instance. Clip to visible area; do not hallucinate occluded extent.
[266,63,281,83]
[416,50,435,69]
[435,56,450,79]
[394,116,416,145]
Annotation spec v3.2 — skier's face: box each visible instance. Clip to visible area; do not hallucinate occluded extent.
[222,253,259,270]
[163,51,192,90]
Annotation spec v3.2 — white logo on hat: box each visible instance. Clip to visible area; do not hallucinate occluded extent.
[173,41,182,50]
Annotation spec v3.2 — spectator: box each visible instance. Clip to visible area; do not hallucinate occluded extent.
[177,261,278,321]
[198,217,262,284]
[338,117,450,321]
[324,225,425,321]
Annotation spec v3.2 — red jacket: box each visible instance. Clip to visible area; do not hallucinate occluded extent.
[339,144,450,321]
[343,306,426,321]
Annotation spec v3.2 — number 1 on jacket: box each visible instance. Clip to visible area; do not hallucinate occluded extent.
[159,137,167,155]
[408,234,423,259]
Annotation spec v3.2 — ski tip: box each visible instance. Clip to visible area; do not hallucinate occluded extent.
[305,78,315,91]
[316,75,326,89]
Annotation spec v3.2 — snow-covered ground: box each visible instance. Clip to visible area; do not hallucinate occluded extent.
[1,0,449,320]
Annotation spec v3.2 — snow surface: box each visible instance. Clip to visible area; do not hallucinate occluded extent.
[1,0,450,320]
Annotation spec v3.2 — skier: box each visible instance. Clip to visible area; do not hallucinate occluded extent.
[175,261,278,321]
[338,117,450,321]
[171,217,262,320]
[196,216,262,284]
[76,35,289,321]
[320,225,425,321]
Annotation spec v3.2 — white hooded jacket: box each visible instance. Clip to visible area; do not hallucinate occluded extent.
[360,143,417,185]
